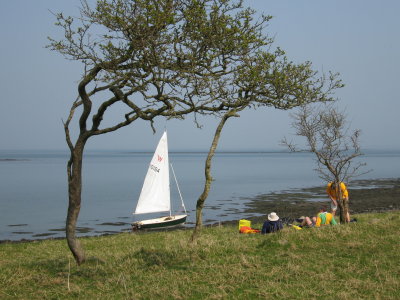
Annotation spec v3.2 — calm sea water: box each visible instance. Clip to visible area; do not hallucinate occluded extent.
[0,149,399,241]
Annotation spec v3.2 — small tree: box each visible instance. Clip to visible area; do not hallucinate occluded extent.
[282,104,369,223]
[191,60,343,240]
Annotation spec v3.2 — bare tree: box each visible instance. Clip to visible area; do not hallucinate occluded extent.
[282,104,369,223]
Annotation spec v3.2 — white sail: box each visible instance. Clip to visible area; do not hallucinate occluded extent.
[134,131,170,214]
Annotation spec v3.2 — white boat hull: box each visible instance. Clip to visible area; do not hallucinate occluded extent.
[132,214,187,230]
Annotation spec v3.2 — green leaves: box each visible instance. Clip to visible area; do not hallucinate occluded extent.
[49,0,342,121]
[48,0,345,141]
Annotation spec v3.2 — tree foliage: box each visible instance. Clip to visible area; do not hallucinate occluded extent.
[48,0,343,264]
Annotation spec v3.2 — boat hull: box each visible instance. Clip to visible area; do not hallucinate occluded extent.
[132,214,187,230]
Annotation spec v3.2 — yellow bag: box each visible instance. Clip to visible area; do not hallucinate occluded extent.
[238,219,251,231]
[292,225,302,230]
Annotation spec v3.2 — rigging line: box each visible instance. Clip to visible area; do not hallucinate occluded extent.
[170,163,187,214]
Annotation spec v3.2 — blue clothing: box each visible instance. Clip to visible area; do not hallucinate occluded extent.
[261,220,283,234]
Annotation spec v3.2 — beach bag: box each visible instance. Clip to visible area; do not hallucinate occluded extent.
[238,219,251,231]
[238,219,260,234]
[292,225,302,230]
[239,226,260,234]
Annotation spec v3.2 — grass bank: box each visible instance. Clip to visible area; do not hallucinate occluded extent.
[1,211,399,299]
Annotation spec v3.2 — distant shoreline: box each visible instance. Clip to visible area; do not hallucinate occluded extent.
[0,158,29,162]
[2,149,399,154]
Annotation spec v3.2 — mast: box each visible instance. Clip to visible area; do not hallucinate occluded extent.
[171,163,187,214]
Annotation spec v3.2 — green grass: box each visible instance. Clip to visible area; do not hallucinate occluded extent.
[1,211,399,299]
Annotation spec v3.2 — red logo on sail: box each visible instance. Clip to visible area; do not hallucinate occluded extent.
[157,155,163,162]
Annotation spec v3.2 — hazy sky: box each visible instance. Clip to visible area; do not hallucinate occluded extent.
[1,0,399,151]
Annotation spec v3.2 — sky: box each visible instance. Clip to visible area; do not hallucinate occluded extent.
[0,0,399,151]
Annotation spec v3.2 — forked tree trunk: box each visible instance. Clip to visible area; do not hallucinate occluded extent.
[66,140,87,265]
[191,110,239,242]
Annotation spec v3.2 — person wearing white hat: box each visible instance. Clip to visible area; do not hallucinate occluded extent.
[261,212,283,234]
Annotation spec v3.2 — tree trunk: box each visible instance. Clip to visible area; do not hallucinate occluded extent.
[335,181,349,224]
[66,140,86,265]
[338,198,350,224]
[191,110,238,242]
[338,198,345,224]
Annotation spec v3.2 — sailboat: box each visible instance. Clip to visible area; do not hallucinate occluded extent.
[132,131,187,230]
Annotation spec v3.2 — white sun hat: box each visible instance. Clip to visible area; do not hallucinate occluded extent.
[268,212,279,221]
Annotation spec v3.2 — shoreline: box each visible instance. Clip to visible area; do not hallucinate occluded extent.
[234,178,400,225]
[1,178,399,243]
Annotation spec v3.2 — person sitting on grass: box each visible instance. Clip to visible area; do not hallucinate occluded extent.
[300,206,337,228]
[261,212,283,234]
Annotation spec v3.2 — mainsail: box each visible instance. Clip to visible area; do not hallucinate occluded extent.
[134,131,170,214]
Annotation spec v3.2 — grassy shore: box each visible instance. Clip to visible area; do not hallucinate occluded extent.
[1,211,399,299]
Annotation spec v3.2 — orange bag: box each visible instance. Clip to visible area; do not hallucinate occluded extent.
[239,226,260,234]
